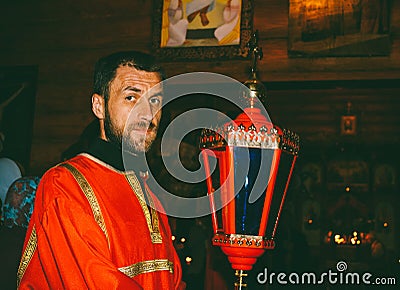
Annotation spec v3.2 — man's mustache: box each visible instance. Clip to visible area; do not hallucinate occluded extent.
[129,121,157,132]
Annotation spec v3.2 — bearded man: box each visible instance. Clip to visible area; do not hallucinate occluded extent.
[17,51,185,290]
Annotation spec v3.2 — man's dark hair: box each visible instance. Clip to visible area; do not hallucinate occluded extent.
[92,51,165,102]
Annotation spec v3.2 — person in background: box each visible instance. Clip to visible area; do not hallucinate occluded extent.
[0,176,40,290]
[17,51,185,289]
[0,157,23,207]
[365,231,386,274]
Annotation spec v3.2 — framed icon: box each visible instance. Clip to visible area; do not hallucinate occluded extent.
[152,0,254,60]
[341,115,357,135]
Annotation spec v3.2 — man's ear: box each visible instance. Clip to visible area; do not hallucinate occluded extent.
[92,93,105,120]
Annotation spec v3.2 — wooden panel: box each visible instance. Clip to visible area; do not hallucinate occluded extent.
[1,0,400,174]
[29,140,77,175]
[266,82,400,147]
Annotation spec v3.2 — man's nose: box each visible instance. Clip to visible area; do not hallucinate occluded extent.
[137,97,153,122]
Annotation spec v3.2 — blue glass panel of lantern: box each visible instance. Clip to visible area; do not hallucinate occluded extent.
[234,147,273,235]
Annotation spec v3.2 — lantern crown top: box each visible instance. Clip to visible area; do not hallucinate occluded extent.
[199,115,300,155]
[200,30,300,154]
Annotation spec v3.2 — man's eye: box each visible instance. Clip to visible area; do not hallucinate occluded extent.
[150,97,161,105]
[125,96,137,101]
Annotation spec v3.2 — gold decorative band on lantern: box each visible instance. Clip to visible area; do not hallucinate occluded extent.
[200,124,281,150]
[279,128,300,155]
[212,233,275,249]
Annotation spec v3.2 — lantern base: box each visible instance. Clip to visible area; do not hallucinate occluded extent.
[212,233,275,271]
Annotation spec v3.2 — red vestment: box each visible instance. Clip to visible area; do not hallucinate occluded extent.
[18,154,183,289]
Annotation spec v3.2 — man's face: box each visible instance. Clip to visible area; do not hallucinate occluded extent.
[103,66,163,154]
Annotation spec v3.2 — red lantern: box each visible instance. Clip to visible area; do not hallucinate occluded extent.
[199,31,300,289]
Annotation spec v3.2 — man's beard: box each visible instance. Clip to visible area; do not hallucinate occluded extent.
[104,110,158,155]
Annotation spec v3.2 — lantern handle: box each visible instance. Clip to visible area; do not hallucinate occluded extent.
[247,30,263,79]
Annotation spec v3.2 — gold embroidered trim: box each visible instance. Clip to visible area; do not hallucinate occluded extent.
[61,163,110,246]
[125,173,162,244]
[118,259,174,278]
[17,226,38,287]
[79,153,135,175]
[145,181,162,244]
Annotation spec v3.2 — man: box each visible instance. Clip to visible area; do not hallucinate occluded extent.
[17,51,185,289]
[0,157,23,207]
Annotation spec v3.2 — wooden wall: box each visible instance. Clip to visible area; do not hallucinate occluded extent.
[1,0,400,175]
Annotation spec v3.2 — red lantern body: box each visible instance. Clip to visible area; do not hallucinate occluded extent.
[200,106,300,272]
